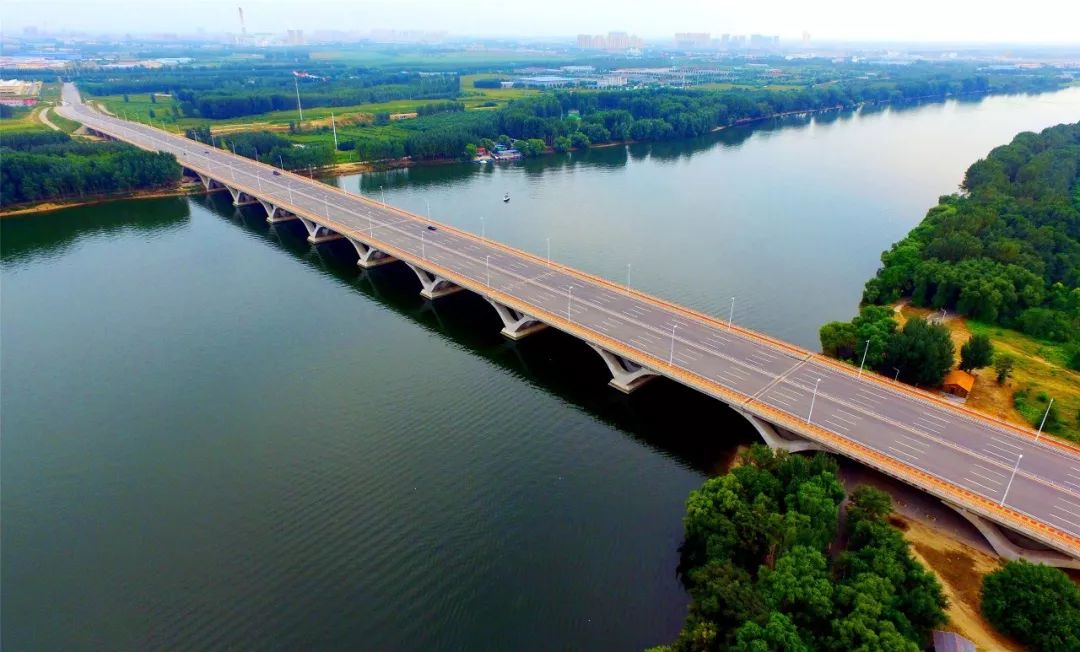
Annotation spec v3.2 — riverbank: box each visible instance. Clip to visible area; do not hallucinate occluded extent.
[0,183,214,218]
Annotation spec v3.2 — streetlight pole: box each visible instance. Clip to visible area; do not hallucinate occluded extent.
[486,255,490,286]
[481,216,486,242]
[380,186,386,206]
[425,199,430,219]
[294,75,304,122]
[421,229,426,258]
[626,263,632,295]
[893,367,901,382]
[323,197,330,219]
[807,378,821,425]
[669,324,679,364]
[858,339,870,377]
[1036,398,1055,442]
[1000,454,1023,507]
[546,237,551,266]
[728,297,735,330]
[567,285,574,320]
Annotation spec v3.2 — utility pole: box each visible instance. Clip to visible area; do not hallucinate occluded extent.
[858,339,870,377]
[1001,454,1023,506]
[331,112,338,150]
[294,75,304,122]
[1036,398,1055,442]
[728,297,735,330]
[807,378,821,425]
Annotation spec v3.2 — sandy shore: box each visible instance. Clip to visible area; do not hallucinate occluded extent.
[0,184,218,218]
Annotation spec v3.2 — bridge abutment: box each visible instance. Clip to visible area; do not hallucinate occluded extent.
[225,186,258,207]
[350,239,396,268]
[195,173,219,191]
[486,299,548,340]
[298,218,344,244]
[588,344,658,393]
[258,199,298,223]
[944,502,1080,569]
[407,263,462,300]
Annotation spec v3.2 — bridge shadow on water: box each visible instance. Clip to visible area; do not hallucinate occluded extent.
[202,192,757,476]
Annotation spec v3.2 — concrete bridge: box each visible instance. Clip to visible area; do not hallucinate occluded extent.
[58,83,1080,567]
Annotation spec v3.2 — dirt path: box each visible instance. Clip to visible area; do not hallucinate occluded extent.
[897,515,1022,651]
[36,106,60,131]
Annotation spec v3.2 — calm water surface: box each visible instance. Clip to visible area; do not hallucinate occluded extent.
[3,89,1079,650]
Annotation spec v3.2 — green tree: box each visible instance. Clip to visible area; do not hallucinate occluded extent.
[887,318,955,386]
[993,354,1015,385]
[149,93,157,104]
[981,560,1080,652]
[553,135,572,153]
[819,321,858,360]
[959,333,994,371]
[731,612,809,652]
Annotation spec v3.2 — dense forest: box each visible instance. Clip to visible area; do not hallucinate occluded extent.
[656,446,946,651]
[0,131,180,206]
[861,122,1080,342]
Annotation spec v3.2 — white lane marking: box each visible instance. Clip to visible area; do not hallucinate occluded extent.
[985,442,1022,458]
[629,338,654,350]
[769,395,794,408]
[829,412,858,426]
[968,469,1003,486]
[972,464,1008,480]
[896,434,929,451]
[673,353,695,365]
[920,411,949,423]
[713,372,740,385]
[913,418,945,432]
[888,446,919,461]
[1057,496,1080,511]
[856,387,889,400]
[983,449,1016,464]
[772,389,804,403]
[893,440,925,455]
[722,367,749,380]
[824,418,850,432]
[835,408,860,421]
[989,436,1023,452]
[595,323,611,333]
[1048,510,1080,531]
[680,349,703,361]
[848,398,876,410]
[963,476,1002,493]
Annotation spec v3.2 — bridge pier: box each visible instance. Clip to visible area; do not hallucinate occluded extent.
[944,503,1080,569]
[588,344,658,393]
[195,172,219,192]
[259,199,298,223]
[406,264,462,300]
[350,239,396,268]
[298,217,344,244]
[225,186,258,207]
[486,299,548,340]
[735,409,829,453]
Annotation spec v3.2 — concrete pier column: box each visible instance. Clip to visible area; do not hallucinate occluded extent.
[486,299,548,340]
[195,173,218,191]
[260,200,298,223]
[349,239,396,269]
[587,344,658,393]
[406,263,462,300]
[298,218,344,244]
[734,409,828,453]
[225,186,258,207]
[944,503,1080,569]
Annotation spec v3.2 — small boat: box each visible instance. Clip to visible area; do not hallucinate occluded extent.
[503,193,510,203]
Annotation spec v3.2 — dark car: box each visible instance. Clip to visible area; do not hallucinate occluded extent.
[426,225,437,231]
[272,170,281,176]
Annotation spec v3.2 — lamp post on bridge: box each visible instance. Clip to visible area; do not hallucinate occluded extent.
[1036,398,1055,442]
[546,237,551,266]
[425,199,431,219]
[728,297,735,330]
[567,285,574,320]
[481,216,486,242]
[1001,453,1023,506]
[806,378,822,425]
[421,228,426,258]
[626,263,632,296]
[858,339,870,377]
[486,255,491,286]
[893,367,901,382]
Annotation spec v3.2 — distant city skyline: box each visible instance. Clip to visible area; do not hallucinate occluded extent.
[2,0,1079,45]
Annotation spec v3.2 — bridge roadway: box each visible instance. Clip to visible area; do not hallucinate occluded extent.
[59,84,1080,562]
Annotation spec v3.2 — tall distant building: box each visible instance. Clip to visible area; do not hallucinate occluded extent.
[575,31,644,51]
[802,31,811,44]
[287,29,304,45]
[675,32,711,50]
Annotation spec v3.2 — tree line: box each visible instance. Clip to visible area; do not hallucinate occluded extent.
[1,131,180,206]
[654,445,946,651]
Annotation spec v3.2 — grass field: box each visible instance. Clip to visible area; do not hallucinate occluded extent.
[0,107,50,134]
[897,305,1080,443]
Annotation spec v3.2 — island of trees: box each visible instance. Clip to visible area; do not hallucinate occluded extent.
[820,122,1080,393]
[0,130,181,207]
[653,446,946,651]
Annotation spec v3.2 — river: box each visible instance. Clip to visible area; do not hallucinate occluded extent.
[3,88,1079,650]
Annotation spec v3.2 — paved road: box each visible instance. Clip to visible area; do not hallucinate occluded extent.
[58,83,1080,558]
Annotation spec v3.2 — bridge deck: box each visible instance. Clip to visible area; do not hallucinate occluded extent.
[58,84,1080,559]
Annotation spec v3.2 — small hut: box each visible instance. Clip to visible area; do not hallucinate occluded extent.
[942,370,975,398]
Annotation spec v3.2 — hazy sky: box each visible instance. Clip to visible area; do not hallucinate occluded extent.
[3,0,1079,44]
